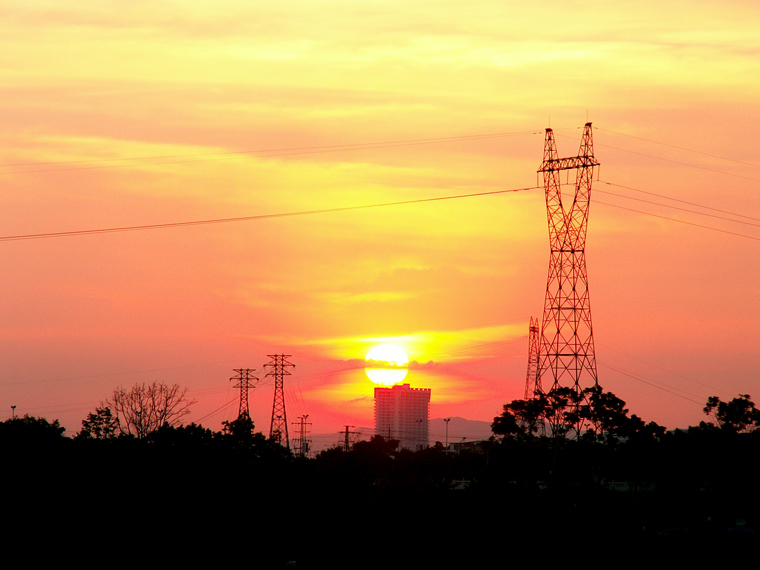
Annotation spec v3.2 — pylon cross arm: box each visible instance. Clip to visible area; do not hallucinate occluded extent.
[538,155,599,172]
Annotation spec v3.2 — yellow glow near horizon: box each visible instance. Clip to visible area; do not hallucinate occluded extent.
[365,343,409,385]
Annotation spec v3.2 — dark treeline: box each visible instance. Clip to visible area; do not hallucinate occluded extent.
[3,390,759,567]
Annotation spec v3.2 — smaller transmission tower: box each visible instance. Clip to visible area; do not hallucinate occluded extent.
[266,354,295,449]
[524,317,541,399]
[231,368,258,421]
[340,425,358,451]
[292,414,312,458]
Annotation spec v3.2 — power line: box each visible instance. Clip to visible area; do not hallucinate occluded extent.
[558,129,760,183]
[0,361,227,387]
[595,127,760,170]
[595,199,760,242]
[599,180,760,223]
[3,179,757,245]
[1,130,543,174]
[2,177,757,246]
[596,188,760,229]
[595,340,723,395]
[0,185,539,242]
[594,141,760,184]
[194,399,239,425]
[597,361,705,407]
[5,125,758,246]
[593,179,760,240]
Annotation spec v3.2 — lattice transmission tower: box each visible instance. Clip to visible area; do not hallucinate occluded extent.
[524,317,541,399]
[231,368,258,421]
[266,354,295,449]
[340,425,358,451]
[292,414,312,458]
[535,123,600,401]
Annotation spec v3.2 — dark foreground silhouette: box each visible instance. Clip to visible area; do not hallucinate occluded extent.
[2,394,758,567]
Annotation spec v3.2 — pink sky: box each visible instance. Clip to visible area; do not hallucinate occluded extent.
[2,1,759,440]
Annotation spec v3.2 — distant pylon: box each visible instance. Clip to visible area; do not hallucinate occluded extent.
[292,414,311,458]
[524,317,541,399]
[231,368,258,420]
[536,123,600,405]
[341,425,357,451]
[266,354,295,449]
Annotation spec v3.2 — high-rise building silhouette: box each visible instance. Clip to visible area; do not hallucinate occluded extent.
[374,383,430,451]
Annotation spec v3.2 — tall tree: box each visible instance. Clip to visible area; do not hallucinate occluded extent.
[582,385,630,440]
[703,394,760,434]
[542,386,583,439]
[108,382,194,438]
[492,396,545,439]
[78,406,119,439]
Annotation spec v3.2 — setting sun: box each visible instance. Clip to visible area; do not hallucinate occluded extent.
[365,343,409,386]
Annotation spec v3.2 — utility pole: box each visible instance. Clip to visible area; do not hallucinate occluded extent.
[444,417,451,448]
[536,123,600,434]
[266,354,295,449]
[292,414,311,458]
[231,368,258,421]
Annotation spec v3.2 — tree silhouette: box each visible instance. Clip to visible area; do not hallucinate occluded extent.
[492,396,545,439]
[107,382,195,438]
[221,415,260,447]
[148,422,215,448]
[0,415,70,481]
[493,386,666,444]
[541,386,583,439]
[0,414,66,445]
[703,394,760,434]
[78,406,119,439]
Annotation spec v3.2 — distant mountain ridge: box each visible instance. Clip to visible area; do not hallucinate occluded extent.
[308,416,493,454]
[429,416,493,445]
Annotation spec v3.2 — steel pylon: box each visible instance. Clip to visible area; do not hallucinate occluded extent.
[536,123,600,401]
[266,354,295,449]
[524,316,541,399]
[231,368,258,421]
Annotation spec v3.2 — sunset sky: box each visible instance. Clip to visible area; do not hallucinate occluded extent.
[2,1,759,443]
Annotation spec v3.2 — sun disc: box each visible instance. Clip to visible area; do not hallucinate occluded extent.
[365,343,409,385]
[366,343,409,366]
